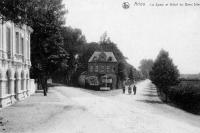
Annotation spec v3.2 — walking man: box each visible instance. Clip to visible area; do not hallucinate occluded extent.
[133,85,137,95]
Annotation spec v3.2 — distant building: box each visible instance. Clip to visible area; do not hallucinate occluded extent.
[0,20,35,107]
[86,51,118,90]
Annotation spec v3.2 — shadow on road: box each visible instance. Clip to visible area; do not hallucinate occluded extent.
[142,94,158,97]
[136,99,163,104]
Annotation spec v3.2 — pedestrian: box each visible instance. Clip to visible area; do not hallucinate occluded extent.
[133,85,137,95]
[128,85,132,94]
[122,85,125,94]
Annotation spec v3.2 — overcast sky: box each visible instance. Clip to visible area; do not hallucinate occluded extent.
[63,0,200,74]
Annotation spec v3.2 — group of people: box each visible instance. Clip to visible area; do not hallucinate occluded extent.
[122,84,137,95]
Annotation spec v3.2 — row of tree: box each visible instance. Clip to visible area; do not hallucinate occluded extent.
[0,0,145,94]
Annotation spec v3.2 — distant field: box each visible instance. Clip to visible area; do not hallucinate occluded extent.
[179,79,200,89]
[180,74,200,80]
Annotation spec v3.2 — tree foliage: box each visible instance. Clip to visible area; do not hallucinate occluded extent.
[0,0,29,24]
[62,26,86,54]
[118,61,128,81]
[150,49,180,88]
[139,59,154,79]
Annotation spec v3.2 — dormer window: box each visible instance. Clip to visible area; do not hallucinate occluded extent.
[108,56,112,62]
[99,52,106,62]
[93,56,98,62]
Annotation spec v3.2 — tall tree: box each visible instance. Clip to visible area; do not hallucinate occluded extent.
[59,26,87,84]
[28,0,68,96]
[150,49,180,89]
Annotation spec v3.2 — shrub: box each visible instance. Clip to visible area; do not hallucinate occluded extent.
[168,82,200,114]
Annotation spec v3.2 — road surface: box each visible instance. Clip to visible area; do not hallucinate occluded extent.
[0,80,200,133]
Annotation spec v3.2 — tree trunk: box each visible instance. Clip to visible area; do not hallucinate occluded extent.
[42,78,47,96]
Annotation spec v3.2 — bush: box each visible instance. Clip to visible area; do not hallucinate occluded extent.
[167,82,200,114]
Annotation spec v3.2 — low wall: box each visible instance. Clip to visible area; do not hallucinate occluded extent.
[29,79,37,95]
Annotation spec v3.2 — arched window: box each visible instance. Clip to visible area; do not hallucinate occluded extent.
[26,74,29,90]
[6,71,10,94]
[14,73,17,94]
[6,27,11,59]
[21,72,24,90]
[0,24,2,50]
[15,32,20,54]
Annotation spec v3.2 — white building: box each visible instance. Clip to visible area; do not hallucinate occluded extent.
[0,20,35,107]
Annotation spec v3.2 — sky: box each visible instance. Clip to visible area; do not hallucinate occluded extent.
[63,0,200,74]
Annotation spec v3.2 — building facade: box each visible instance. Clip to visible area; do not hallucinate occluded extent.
[87,51,118,90]
[0,20,34,107]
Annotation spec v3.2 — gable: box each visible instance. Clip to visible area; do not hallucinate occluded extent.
[88,51,117,62]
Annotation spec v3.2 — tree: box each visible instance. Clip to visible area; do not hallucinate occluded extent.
[0,0,30,24]
[62,26,86,54]
[127,64,144,82]
[29,0,68,96]
[59,26,86,85]
[139,59,154,79]
[118,61,128,81]
[128,67,135,85]
[150,49,180,89]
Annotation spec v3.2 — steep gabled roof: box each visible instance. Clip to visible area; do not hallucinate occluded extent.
[88,51,117,62]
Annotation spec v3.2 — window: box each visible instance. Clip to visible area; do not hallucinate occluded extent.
[15,32,19,54]
[89,65,93,72]
[5,71,10,94]
[112,66,116,72]
[6,27,11,54]
[27,40,29,59]
[100,65,105,73]
[106,66,110,73]
[21,72,24,90]
[108,56,113,62]
[95,65,98,72]
[20,37,24,55]
[93,56,98,62]
[0,25,2,49]
[14,73,17,94]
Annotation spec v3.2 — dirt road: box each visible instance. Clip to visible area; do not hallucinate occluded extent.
[1,80,200,133]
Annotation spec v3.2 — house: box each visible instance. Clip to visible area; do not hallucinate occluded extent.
[0,19,35,107]
[86,51,118,90]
